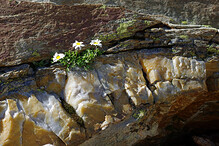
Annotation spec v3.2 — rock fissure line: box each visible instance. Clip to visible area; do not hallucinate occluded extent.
[93,67,117,109]
[104,44,174,55]
[60,99,86,128]
[104,26,173,54]
[140,68,156,94]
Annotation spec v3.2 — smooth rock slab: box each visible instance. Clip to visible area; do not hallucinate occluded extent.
[65,70,116,135]
[140,56,206,84]
[154,79,206,101]
[0,99,25,145]
[36,66,67,96]
[0,92,86,145]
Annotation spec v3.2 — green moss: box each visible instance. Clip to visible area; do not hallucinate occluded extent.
[181,21,188,25]
[117,21,132,33]
[37,89,44,92]
[202,25,212,28]
[152,37,160,41]
[179,35,189,39]
[169,18,174,23]
[144,20,151,26]
[99,20,137,42]
[119,42,130,48]
[207,45,219,54]
[133,109,146,120]
[32,50,40,57]
[99,33,118,42]
[99,19,144,43]
[99,4,107,10]
[116,20,136,37]
[101,14,109,17]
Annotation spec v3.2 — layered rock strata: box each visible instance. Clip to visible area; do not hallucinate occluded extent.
[0,1,219,145]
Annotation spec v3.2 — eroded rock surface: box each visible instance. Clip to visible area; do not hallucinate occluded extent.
[17,0,219,28]
[0,1,219,145]
[0,0,125,67]
[0,93,86,145]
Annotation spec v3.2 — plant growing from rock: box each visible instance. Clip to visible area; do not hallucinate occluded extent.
[52,39,103,71]
[133,109,146,120]
[207,45,219,55]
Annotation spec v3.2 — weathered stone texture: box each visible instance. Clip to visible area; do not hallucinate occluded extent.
[0,93,86,145]
[36,66,66,96]
[0,0,125,67]
[18,0,219,28]
[0,1,219,145]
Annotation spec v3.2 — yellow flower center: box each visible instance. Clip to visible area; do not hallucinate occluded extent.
[76,42,81,45]
[94,42,98,45]
[56,56,61,59]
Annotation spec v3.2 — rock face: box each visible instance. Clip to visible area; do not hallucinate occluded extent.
[0,94,86,145]
[0,1,219,146]
[17,0,219,28]
[0,0,124,67]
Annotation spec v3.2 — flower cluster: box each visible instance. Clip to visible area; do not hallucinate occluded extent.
[52,39,103,70]
[53,52,65,63]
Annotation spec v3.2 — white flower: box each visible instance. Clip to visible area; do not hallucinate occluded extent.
[72,40,85,50]
[53,52,65,62]
[90,39,102,47]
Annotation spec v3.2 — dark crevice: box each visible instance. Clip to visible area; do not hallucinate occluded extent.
[146,23,172,30]
[105,23,171,51]
[103,45,173,55]
[93,68,116,108]
[60,99,89,138]
[106,93,115,106]
[141,68,156,93]
[140,67,157,104]
[133,31,146,40]
[106,36,135,49]
[142,69,149,87]
[128,96,137,110]
[60,99,85,129]
[29,59,51,72]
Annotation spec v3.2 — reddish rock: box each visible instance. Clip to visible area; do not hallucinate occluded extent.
[0,0,125,67]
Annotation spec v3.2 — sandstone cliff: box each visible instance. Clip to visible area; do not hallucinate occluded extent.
[0,0,219,145]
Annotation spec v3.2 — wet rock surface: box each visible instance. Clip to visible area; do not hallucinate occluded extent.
[0,1,219,146]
